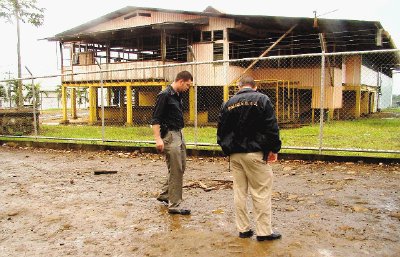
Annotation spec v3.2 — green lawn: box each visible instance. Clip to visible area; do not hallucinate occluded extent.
[382,108,400,113]
[36,117,400,155]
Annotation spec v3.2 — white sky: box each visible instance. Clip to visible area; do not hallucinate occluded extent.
[0,0,399,93]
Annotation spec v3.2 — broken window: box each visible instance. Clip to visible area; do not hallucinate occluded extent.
[192,31,201,43]
[213,43,223,61]
[124,13,137,20]
[138,12,151,17]
[202,31,212,41]
[124,12,151,20]
[213,30,223,40]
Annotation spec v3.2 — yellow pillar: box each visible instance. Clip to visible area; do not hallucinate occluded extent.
[328,108,334,121]
[371,92,376,113]
[275,82,279,122]
[126,85,133,126]
[60,85,69,124]
[311,109,315,124]
[189,86,195,122]
[88,86,97,125]
[71,88,77,119]
[223,85,229,102]
[107,88,112,106]
[355,87,361,118]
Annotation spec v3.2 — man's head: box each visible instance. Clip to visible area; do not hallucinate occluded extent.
[173,71,193,92]
[238,75,256,90]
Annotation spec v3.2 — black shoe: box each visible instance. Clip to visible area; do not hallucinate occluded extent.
[239,230,254,238]
[156,197,168,204]
[168,209,191,215]
[256,232,282,241]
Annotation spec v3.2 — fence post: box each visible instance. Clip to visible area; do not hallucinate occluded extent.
[95,60,105,142]
[24,66,38,138]
[319,51,325,154]
[188,46,198,147]
[194,62,199,147]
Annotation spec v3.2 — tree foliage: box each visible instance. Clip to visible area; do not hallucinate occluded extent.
[0,84,6,98]
[0,0,44,26]
[23,82,44,107]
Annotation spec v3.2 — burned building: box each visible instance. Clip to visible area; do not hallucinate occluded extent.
[46,6,398,125]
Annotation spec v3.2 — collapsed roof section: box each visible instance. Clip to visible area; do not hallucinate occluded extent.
[46,6,396,49]
[46,6,399,75]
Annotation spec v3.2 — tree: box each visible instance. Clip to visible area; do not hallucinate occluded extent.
[76,88,88,108]
[5,79,20,107]
[0,0,44,107]
[0,84,7,108]
[55,84,69,108]
[23,82,45,108]
[0,84,6,98]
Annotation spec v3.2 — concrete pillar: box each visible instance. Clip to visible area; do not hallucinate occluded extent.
[355,87,361,118]
[71,88,77,119]
[328,108,334,121]
[126,85,133,126]
[189,85,195,122]
[88,86,97,125]
[311,109,315,124]
[107,88,112,106]
[60,85,69,124]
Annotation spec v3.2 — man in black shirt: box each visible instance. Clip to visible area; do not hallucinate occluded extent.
[217,75,282,241]
[151,71,193,215]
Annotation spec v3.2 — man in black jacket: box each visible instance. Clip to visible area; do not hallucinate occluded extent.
[217,75,282,241]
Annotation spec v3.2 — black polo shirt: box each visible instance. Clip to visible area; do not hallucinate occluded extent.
[151,85,184,132]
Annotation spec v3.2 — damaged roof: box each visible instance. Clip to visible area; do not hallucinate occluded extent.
[45,6,397,52]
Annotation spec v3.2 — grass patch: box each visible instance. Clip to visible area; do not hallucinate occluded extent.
[382,107,400,113]
[10,116,398,158]
[38,118,400,150]
[322,118,400,150]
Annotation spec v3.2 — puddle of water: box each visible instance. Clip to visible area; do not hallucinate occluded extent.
[318,248,334,257]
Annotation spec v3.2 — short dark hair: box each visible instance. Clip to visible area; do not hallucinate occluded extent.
[175,71,193,82]
[238,75,256,88]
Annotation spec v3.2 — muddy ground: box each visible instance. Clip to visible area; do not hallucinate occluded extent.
[0,144,399,257]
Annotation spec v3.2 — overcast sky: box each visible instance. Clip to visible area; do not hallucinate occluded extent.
[0,0,399,92]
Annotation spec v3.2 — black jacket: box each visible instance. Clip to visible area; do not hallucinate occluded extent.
[217,87,281,156]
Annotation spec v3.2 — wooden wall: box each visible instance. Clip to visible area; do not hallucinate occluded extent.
[84,11,201,33]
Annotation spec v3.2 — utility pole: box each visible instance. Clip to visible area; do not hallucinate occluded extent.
[14,0,23,107]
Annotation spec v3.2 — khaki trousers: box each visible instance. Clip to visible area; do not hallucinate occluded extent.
[230,152,273,236]
[158,130,186,209]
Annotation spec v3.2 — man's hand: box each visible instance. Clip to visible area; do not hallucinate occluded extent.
[152,124,164,153]
[267,152,278,163]
[156,138,164,153]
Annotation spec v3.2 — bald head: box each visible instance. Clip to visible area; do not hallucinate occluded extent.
[238,76,256,89]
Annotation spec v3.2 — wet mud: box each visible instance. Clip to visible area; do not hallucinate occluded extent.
[0,145,399,256]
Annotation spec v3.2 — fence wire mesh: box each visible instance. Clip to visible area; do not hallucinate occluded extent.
[0,49,399,156]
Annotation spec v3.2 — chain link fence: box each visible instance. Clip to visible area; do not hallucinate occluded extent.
[0,49,399,156]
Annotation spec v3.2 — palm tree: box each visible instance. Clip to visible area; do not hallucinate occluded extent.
[55,84,70,108]
[0,84,7,107]
[5,79,20,107]
[0,84,6,98]
[76,88,88,109]
[0,0,44,107]
[23,82,45,108]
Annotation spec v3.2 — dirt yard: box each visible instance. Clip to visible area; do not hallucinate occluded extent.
[0,144,399,257]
